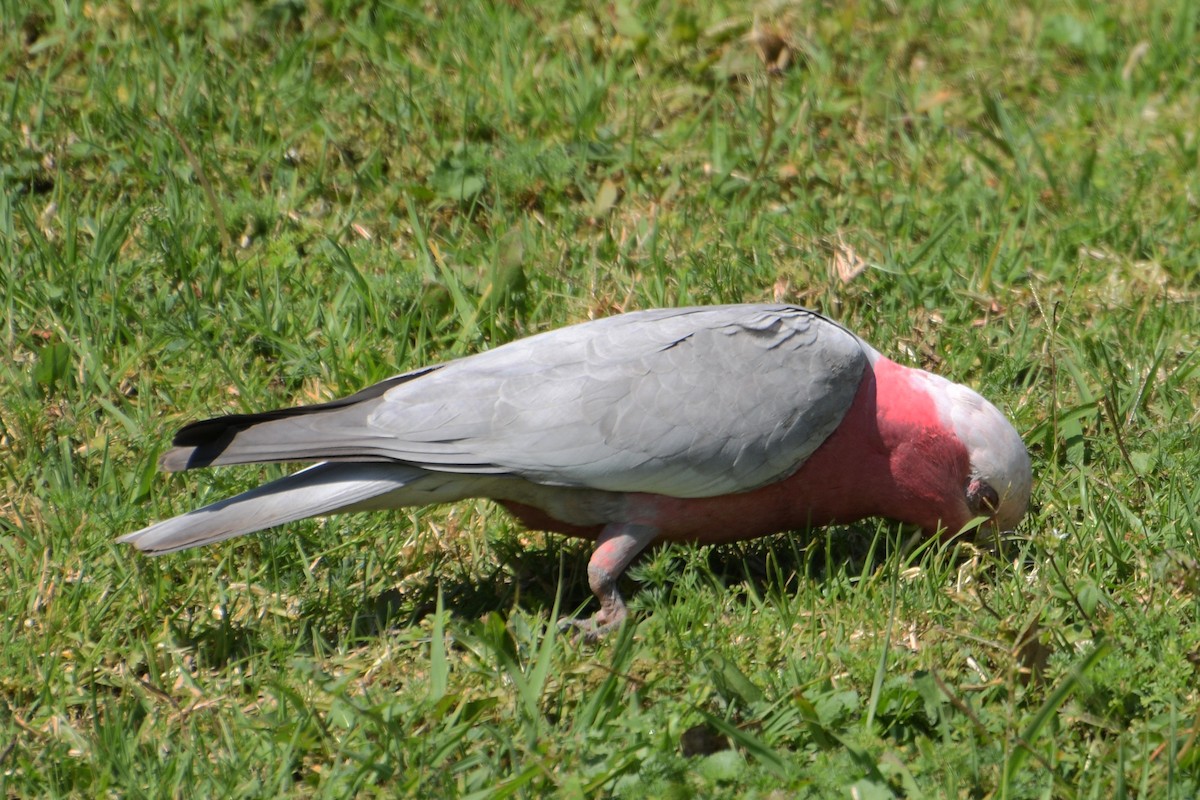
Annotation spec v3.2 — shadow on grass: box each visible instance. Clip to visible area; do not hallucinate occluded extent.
[326,525,907,642]
[170,523,1002,667]
[342,535,598,641]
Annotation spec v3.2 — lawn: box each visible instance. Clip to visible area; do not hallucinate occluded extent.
[2,0,1199,796]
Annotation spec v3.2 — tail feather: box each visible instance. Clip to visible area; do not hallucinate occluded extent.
[159,367,440,472]
[118,463,428,555]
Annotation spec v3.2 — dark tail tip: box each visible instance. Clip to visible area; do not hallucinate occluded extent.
[161,415,267,470]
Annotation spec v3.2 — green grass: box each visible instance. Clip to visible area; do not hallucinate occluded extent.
[3,0,1199,796]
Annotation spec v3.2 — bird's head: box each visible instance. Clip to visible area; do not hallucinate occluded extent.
[866,351,1032,538]
[931,376,1032,536]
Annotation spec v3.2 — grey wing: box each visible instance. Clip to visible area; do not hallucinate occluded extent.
[165,305,868,498]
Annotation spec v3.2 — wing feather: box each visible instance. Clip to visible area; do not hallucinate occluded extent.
[164,305,867,497]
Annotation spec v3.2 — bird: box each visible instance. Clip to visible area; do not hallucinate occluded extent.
[120,304,1032,638]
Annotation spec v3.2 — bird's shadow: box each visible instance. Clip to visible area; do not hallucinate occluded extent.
[173,523,994,667]
[323,524,898,645]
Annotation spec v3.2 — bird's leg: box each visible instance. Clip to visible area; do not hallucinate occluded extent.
[561,522,659,642]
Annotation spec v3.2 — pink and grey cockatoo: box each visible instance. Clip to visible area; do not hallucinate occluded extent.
[120,305,1032,636]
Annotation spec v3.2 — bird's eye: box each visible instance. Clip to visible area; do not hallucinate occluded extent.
[967,479,1000,516]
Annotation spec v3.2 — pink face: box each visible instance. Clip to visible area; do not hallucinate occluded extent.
[869,355,1031,537]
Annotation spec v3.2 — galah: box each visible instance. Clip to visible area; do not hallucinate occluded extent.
[120,305,1032,637]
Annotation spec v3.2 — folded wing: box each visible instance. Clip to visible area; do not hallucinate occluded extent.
[160,305,868,498]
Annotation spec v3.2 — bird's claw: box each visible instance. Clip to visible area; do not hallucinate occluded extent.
[557,606,627,643]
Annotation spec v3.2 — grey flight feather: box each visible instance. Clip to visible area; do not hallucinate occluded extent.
[118,463,426,554]
[157,305,868,499]
[118,462,517,555]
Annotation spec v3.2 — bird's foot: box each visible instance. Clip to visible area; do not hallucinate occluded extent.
[558,585,628,643]
[559,522,653,642]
